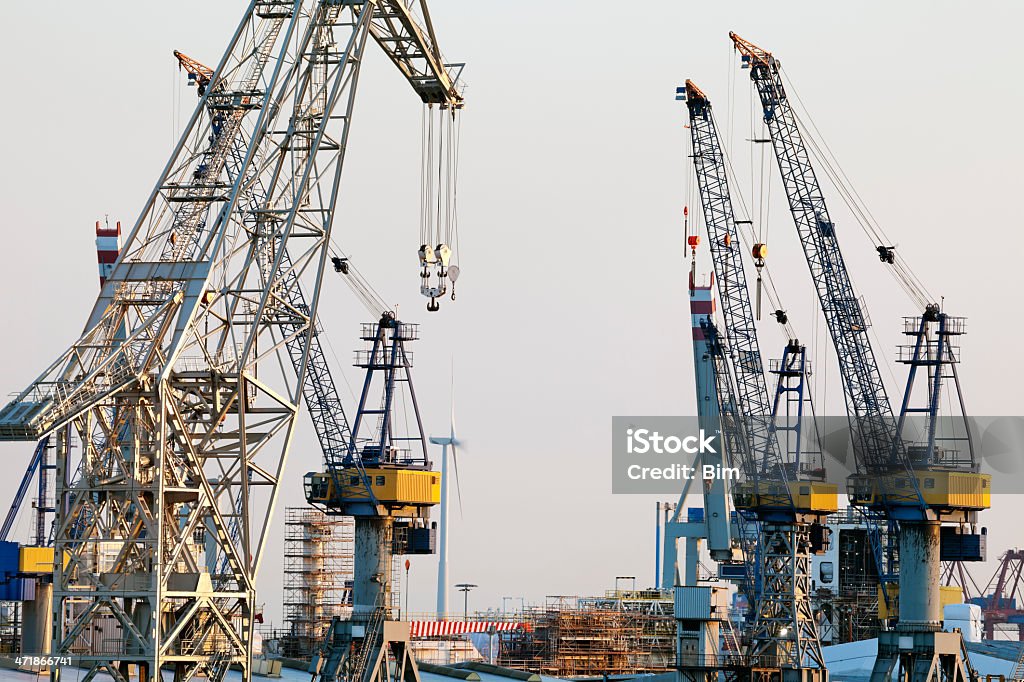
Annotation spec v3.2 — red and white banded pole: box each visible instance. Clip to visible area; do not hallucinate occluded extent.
[95,220,122,287]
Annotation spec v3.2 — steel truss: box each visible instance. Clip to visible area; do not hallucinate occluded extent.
[0,2,462,681]
[746,523,823,673]
[686,81,783,481]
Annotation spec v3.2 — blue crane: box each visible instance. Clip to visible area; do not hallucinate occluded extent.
[0,437,52,544]
[731,33,988,682]
[682,79,834,681]
[727,35,897,476]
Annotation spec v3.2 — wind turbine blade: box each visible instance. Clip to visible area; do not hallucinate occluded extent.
[452,446,464,519]
[449,360,456,441]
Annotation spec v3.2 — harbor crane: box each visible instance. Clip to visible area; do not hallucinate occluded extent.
[304,311,438,682]
[731,32,988,682]
[683,79,835,682]
[0,3,464,681]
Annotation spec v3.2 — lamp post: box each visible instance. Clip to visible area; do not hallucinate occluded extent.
[404,559,411,620]
[455,583,477,622]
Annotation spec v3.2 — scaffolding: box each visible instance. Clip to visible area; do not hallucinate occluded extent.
[0,602,20,655]
[281,508,355,659]
[496,592,676,677]
[813,510,883,645]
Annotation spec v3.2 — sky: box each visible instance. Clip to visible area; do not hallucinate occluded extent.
[0,2,1022,629]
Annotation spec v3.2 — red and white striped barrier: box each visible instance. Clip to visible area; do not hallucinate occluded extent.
[409,621,524,637]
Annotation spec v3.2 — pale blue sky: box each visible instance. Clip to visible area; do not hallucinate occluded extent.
[0,2,1020,626]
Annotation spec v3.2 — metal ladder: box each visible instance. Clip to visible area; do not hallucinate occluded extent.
[1010,642,1024,681]
[349,604,387,682]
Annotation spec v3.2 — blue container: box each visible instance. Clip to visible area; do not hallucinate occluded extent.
[0,542,20,581]
[719,563,748,581]
[0,578,34,602]
[939,529,986,562]
[407,527,436,554]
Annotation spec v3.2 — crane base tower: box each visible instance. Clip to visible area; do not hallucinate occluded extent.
[305,314,440,682]
[871,630,973,682]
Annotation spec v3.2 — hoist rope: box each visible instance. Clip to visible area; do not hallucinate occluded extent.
[420,106,429,247]
[451,110,462,265]
[780,66,935,311]
[420,105,437,248]
[418,105,462,264]
[435,107,445,247]
[445,110,455,248]
[325,242,389,316]
[713,109,796,340]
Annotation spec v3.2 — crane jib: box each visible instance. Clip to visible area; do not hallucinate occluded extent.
[743,53,899,474]
[684,81,787,484]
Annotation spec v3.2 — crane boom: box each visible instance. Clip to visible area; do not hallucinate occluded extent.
[729,33,898,475]
[174,50,215,94]
[363,0,464,108]
[684,80,784,483]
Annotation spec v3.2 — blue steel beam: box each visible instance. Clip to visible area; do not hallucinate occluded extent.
[0,436,48,542]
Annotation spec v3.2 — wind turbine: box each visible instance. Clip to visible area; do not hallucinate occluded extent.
[429,379,464,620]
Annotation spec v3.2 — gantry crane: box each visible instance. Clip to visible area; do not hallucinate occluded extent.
[730,33,988,682]
[0,3,464,681]
[683,79,835,682]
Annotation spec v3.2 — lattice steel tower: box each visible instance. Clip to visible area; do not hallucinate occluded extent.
[0,2,464,680]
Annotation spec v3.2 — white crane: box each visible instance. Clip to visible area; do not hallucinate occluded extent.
[0,3,465,681]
